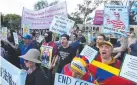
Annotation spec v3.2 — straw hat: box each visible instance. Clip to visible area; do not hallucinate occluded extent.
[19,49,41,63]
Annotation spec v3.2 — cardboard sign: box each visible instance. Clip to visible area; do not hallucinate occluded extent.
[103,5,129,34]
[54,73,95,85]
[49,16,75,35]
[80,45,98,63]
[13,32,19,44]
[40,46,53,68]
[120,54,137,83]
[22,1,67,29]
[1,27,7,40]
[0,56,27,85]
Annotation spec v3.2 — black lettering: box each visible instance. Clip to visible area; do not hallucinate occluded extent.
[75,81,79,85]
[58,75,62,83]
[80,82,84,85]
[66,76,71,84]
[62,75,67,84]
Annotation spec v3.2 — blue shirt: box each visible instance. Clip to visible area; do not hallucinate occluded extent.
[70,40,80,53]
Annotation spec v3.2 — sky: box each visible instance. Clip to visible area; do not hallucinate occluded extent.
[0,0,84,15]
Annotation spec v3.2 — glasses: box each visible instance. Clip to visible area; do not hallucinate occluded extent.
[24,60,29,63]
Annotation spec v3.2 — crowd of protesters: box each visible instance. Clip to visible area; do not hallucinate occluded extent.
[0,27,137,85]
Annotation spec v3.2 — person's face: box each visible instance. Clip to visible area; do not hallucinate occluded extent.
[61,37,68,47]
[23,39,30,44]
[96,36,104,43]
[78,31,82,36]
[71,68,83,79]
[73,35,76,40]
[24,60,34,68]
[99,44,113,59]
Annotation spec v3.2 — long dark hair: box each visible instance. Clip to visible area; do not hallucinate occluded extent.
[8,30,15,45]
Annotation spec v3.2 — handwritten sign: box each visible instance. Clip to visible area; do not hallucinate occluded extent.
[13,32,19,44]
[54,73,95,85]
[120,54,137,83]
[80,45,98,63]
[49,16,75,35]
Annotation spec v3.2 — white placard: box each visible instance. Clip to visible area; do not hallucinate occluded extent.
[22,1,67,29]
[0,56,27,85]
[54,73,95,85]
[120,54,137,83]
[13,32,19,44]
[103,4,129,34]
[49,16,75,35]
[80,45,98,62]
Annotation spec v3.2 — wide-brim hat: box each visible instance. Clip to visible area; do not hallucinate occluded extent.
[19,49,41,63]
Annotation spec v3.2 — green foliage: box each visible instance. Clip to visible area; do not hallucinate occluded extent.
[34,0,48,11]
[2,14,21,30]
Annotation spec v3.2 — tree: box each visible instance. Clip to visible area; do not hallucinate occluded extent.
[2,14,21,30]
[34,0,48,10]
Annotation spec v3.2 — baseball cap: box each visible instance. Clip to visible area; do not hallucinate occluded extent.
[23,34,32,40]
[98,41,113,48]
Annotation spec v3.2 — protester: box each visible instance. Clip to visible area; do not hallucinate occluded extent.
[88,41,136,85]
[2,30,20,68]
[19,49,48,85]
[31,31,40,49]
[55,34,76,73]
[40,31,57,85]
[70,33,80,55]
[77,30,86,53]
[20,34,36,68]
[129,40,137,56]
[128,32,136,47]
[61,55,98,84]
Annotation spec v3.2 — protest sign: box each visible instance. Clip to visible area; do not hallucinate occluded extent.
[103,5,129,34]
[40,46,53,68]
[129,1,137,25]
[49,16,75,35]
[80,45,98,63]
[93,10,104,25]
[23,24,30,36]
[22,1,67,29]
[120,54,137,83]
[1,27,7,40]
[13,32,19,44]
[54,73,95,85]
[0,56,27,85]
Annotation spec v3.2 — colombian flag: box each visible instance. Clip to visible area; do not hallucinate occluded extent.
[88,60,136,85]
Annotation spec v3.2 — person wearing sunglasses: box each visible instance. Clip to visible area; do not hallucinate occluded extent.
[19,49,48,85]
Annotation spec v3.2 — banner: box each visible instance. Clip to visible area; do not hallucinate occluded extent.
[103,5,129,34]
[120,54,137,83]
[22,1,67,29]
[49,16,75,35]
[40,45,53,68]
[54,73,95,85]
[80,45,98,63]
[93,10,104,25]
[13,32,19,44]
[0,56,27,85]
[1,27,7,40]
[129,1,137,25]
[23,24,30,36]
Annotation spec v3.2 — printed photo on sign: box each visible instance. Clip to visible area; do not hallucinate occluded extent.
[1,27,7,40]
[49,15,75,35]
[103,5,129,34]
[129,1,137,25]
[23,24,30,36]
[54,73,95,85]
[120,54,137,83]
[80,45,98,63]
[40,46,53,68]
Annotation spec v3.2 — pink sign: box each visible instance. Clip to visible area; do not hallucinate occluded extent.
[93,10,104,25]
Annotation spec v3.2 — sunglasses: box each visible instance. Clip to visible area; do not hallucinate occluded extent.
[24,60,29,63]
